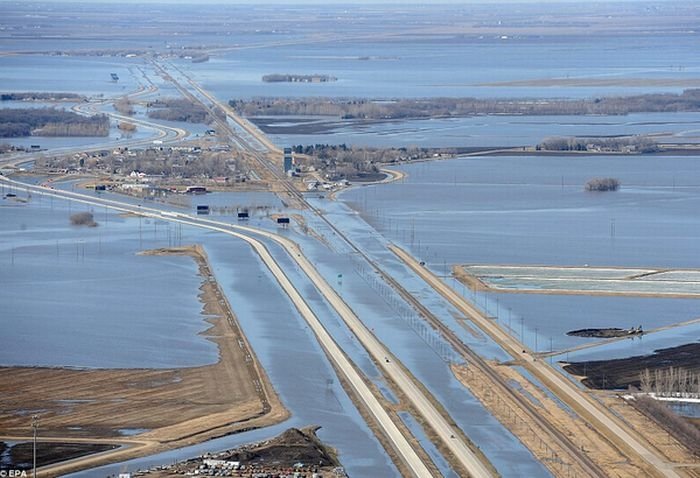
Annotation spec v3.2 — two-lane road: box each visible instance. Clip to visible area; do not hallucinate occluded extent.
[393,244,682,478]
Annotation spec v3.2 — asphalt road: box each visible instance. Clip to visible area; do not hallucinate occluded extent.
[147,62,497,477]
[1,178,435,478]
[392,245,683,478]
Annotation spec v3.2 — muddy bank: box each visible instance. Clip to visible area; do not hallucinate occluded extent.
[563,342,700,390]
[567,328,643,339]
[0,245,287,476]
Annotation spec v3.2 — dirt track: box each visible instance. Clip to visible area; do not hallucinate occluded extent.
[0,245,288,476]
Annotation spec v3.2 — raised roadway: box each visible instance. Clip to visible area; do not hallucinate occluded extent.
[392,245,683,478]
[151,60,497,478]
[0,84,186,172]
[4,58,495,478]
[3,54,689,478]
[208,218,496,478]
[0,176,435,478]
[2,173,497,478]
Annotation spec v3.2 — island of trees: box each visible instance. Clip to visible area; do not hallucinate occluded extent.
[1,92,84,101]
[292,144,457,181]
[70,212,98,227]
[585,178,620,192]
[229,89,700,119]
[262,74,337,83]
[0,108,109,137]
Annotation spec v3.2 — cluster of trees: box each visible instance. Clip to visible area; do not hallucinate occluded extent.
[147,98,223,124]
[585,177,621,192]
[113,98,134,116]
[262,74,337,83]
[1,92,83,101]
[295,143,454,164]
[639,367,700,396]
[0,108,109,137]
[229,89,700,119]
[117,121,137,133]
[70,212,97,227]
[295,144,457,180]
[177,50,210,63]
[538,135,658,153]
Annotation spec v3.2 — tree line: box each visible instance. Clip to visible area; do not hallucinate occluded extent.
[1,92,83,101]
[294,143,457,180]
[538,135,658,153]
[229,89,700,119]
[0,108,109,137]
[146,98,224,124]
[639,367,700,396]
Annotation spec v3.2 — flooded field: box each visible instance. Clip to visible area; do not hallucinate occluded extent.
[0,194,218,368]
[0,192,401,477]
[341,154,700,355]
[260,112,700,149]
[460,264,700,297]
[3,2,700,475]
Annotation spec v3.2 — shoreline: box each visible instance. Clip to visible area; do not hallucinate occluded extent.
[329,142,700,205]
[329,165,407,201]
[0,244,288,477]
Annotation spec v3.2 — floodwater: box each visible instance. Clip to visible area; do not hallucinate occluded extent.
[1,185,552,476]
[261,112,700,149]
[340,154,700,353]
[0,55,141,97]
[180,33,700,101]
[0,193,219,368]
[291,202,551,476]
[1,192,400,477]
[4,25,700,151]
[3,3,700,475]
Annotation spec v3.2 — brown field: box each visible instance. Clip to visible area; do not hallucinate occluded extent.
[452,363,646,478]
[0,245,288,476]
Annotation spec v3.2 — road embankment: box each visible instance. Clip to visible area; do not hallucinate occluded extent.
[0,244,288,477]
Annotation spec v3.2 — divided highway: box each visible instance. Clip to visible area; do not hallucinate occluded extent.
[151,60,497,477]
[202,218,496,478]
[0,177,434,478]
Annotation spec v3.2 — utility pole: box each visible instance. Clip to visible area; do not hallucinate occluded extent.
[508,308,512,335]
[550,337,554,364]
[32,414,39,478]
